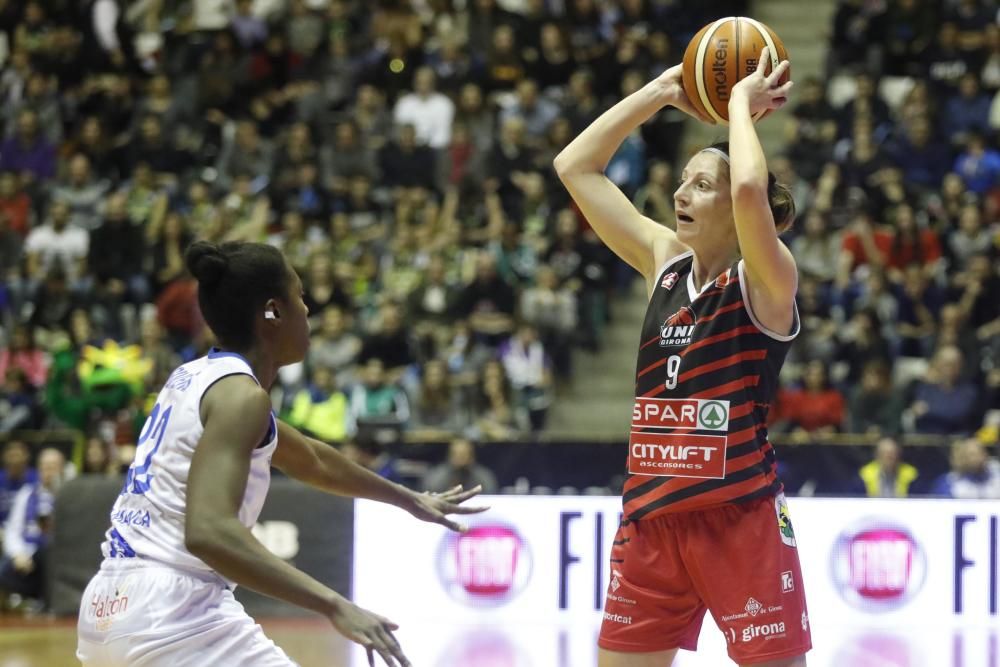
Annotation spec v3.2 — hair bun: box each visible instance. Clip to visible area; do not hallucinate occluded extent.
[767,172,777,189]
[185,241,228,287]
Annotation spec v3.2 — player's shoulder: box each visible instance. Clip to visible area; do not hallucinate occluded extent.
[204,373,268,405]
[200,374,271,427]
[645,239,693,298]
[651,238,693,278]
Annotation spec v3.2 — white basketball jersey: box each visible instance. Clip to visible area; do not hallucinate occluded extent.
[101,349,277,583]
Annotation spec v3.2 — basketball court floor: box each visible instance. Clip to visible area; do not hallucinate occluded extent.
[1,617,994,667]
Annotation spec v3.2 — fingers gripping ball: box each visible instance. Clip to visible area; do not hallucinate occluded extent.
[682,16,789,125]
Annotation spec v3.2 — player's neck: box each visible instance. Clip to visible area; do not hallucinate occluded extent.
[216,345,280,390]
[689,249,738,292]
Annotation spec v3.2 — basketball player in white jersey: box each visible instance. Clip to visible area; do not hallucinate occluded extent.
[77,241,485,667]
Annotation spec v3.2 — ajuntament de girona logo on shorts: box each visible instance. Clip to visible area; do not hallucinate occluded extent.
[628,398,730,478]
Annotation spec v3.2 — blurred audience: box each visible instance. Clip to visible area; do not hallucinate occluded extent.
[772,361,846,435]
[855,437,920,497]
[284,366,351,443]
[421,437,498,494]
[0,440,36,527]
[906,346,983,435]
[931,439,1000,498]
[0,447,64,610]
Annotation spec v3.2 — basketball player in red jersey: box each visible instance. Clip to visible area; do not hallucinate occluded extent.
[554,49,810,667]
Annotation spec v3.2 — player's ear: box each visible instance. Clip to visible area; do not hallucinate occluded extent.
[263,299,280,322]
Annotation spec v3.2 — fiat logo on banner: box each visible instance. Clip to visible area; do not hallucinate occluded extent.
[437,523,532,606]
[830,520,926,611]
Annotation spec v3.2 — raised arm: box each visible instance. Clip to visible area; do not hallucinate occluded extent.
[272,420,486,532]
[553,65,702,291]
[728,50,798,323]
[185,375,410,666]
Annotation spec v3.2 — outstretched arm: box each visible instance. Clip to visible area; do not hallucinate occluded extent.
[272,420,486,532]
[553,65,704,292]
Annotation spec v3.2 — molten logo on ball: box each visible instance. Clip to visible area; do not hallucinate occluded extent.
[437,523,532,606]
[712,38,730,101]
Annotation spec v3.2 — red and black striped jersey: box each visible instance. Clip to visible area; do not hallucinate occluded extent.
[622,251,799,520]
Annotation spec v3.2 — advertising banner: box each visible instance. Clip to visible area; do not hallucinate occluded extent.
[353,496,999,666]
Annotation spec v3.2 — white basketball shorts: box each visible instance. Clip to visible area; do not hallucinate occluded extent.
[77,560,298,667]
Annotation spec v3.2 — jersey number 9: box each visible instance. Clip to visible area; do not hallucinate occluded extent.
[665,355,682,390]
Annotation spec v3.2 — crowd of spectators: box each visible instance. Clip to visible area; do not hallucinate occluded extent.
[0,0,760,455]
[769,0,1000,449]
[3,1,1000,609]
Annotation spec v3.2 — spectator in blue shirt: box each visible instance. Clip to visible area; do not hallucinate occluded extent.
[931,439,1000,499]
[888,116,950,190]
[953,133,1000,195]
[908,345,983,435]
[0,440,36,527]
[0,447,64,607]
[943,73,992,144]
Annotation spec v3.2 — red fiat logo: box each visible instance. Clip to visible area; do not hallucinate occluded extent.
[438,524,532,605]
[831,521,926,611]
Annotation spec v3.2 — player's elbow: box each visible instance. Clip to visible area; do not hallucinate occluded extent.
[552,147,592,179]
[731,179,768,204]
[184,528,211,558]
[184,518,224,559]
[552,151,573,178]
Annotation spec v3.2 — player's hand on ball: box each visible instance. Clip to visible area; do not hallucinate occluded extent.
[328,600,411,667]
[407,484,489,532]
[655,65,713,124]
[731,47,793,117]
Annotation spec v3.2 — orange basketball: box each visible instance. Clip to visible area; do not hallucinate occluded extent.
[681,17,789,125]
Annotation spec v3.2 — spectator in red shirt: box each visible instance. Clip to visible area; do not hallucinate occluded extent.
[773,360,846,435]
[837,207,892,285]
[884,203,942,282]
[0,171,32,237]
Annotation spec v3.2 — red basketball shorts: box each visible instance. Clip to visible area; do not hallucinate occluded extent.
[598,494,812,664]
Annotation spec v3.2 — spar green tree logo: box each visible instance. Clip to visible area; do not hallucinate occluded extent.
[698,401,727,430]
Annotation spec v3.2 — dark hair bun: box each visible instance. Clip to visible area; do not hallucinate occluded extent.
[185,241,228,287]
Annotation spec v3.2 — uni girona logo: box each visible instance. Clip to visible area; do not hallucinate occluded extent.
[437,523,533,606]
[830,521,927,612]
[660,306,697,347]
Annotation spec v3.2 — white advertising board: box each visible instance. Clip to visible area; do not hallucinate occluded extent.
[353,496,999,666]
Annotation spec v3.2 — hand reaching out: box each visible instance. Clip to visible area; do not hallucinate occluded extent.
[327,600,411,667]
[406,484,489,533]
